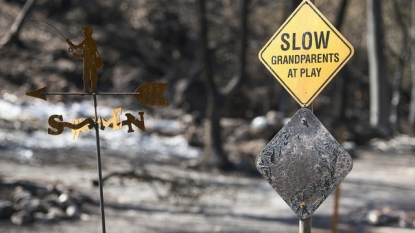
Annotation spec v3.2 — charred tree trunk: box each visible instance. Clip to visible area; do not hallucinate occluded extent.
[390,0,410,134]
[335,0,349,30]
[366,0,391,137]
[410,0,415,128]
[198,0,228,169]
[332,0,350,129]
[0,0,37,49]
[284,0,302,14]
[332,0,351,138]
[391,47,410,133]
[198,0,249,170]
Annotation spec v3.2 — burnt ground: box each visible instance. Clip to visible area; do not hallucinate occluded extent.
[0,1,415,232]
[0,144,415,233]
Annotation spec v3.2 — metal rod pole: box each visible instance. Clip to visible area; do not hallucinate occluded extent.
[300,217,312,233]
[93,94,106,233]
[301,102,313,233]
[302,1,316,232]
[304,2,314,232]
[43,92,139,96]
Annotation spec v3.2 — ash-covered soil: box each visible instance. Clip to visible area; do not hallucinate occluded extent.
[1,142,415,233]
[1,1,415,232]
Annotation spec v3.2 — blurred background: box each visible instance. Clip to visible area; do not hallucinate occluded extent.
[0,0,414,232]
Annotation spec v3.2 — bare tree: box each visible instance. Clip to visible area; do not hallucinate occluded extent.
[366,0,391,136]
[390,0,411,133]
[285,0,302,13]
[409,0,415,128]
[0,0,37,49]
[197,0,249,170]
[330,0,352,144]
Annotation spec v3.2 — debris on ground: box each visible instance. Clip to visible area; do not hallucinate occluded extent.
[366,206,415,228]
[0,181,94,226]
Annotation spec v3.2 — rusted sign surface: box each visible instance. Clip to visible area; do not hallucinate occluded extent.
[255,108,352,219]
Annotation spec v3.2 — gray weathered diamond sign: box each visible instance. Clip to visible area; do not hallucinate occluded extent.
[255,108,353,219]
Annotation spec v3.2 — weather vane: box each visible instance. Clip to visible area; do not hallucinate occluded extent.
[26,19,169,233]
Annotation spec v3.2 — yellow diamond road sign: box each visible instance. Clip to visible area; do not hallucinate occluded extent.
[259,0,354,107]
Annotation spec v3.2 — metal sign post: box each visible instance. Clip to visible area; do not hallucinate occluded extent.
[256,0,354,232]
[26,21,169,233]
[300,217,312,233]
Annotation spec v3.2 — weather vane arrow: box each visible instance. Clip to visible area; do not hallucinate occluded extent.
[26,82,169,108]
[26,86,47,100]
[134,82,169,107]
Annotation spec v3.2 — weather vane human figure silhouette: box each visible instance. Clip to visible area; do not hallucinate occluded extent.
[66,27,103,93]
